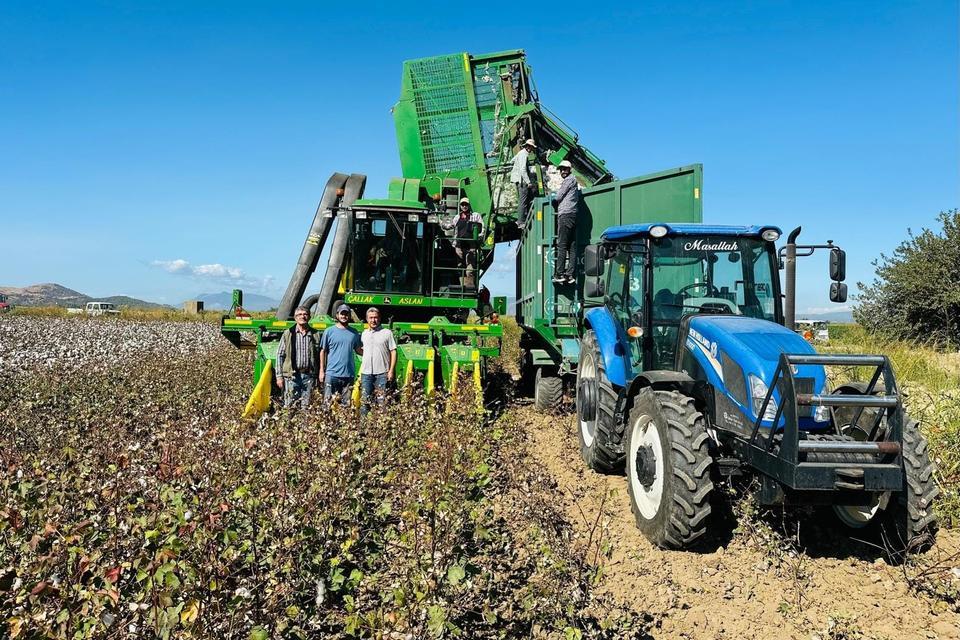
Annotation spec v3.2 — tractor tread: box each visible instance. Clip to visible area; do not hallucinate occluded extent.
[625,389,714,549]
[577,330,624,474]
[534,370,563,412]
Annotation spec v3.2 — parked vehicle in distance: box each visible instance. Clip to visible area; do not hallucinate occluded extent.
[67,301,121,316]
[795,319,830,342]
[0,293,11,313]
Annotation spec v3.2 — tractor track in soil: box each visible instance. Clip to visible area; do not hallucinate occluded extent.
[513,404,960,639]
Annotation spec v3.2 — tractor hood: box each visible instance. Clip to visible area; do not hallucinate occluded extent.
[685,316,828,427]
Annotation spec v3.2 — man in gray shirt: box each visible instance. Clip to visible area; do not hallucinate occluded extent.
[359,307,397,415]
[510,138,537,228]
[552,160,580,285]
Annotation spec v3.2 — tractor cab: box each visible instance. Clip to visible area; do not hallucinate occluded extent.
[584,223,784,371]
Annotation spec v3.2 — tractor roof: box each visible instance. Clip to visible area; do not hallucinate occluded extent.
[602,223,782,241]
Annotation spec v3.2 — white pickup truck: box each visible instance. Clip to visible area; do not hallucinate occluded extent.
[67,301,121,316]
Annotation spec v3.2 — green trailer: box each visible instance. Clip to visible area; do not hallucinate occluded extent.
[517,165,704,409]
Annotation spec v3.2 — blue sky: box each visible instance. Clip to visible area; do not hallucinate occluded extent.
[2,1,956,315]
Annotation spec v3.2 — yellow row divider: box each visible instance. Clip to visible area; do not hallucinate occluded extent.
[446,362,460,415]
[351,376,362,408]
[242,360,273,420]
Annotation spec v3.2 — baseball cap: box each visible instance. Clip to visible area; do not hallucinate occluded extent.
[336,304,351,314]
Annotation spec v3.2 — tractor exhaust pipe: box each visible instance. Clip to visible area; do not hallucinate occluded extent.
[784,226,801,332]
[316,174,367,316]
[276,173,349,320]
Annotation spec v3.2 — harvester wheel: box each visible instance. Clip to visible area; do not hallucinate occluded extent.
[625,389,714,549]
[576,330,623,474]
[533,368,563,412]
[830,383,938,557]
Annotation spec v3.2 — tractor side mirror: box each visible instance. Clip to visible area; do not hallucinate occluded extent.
[830,248,846,282]
[585,278,605,298]
[583,244,604,277]
[830,282,848,303]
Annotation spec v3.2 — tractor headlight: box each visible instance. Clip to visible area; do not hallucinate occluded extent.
[750,374,779,422]
[649,224,669,239]
[761,228,781,242]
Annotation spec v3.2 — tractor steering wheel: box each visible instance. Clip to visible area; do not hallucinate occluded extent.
[677,282,720,298]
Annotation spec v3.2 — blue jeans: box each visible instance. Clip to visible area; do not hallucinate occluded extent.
[283,373,316,409]
[324,376,354,406]
[360,373,388,415]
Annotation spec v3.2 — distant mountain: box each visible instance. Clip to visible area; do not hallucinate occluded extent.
[0,283,167,309]
[797,309,854,323]
[195,291,279,311]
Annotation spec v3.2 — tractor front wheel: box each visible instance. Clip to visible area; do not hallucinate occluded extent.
[625,389,714,549]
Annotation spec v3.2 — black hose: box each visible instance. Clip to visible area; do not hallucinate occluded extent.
[276,173,349,320]
[316,174,366,315]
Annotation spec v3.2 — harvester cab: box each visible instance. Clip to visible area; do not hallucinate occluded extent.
[574,223,937,554]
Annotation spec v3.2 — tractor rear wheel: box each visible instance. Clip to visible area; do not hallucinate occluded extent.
[830,383,938,557]
[533,367,563,412]
[625,389,714,549]
[576,330,623,474]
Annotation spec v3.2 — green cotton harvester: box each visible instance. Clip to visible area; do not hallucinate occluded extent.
[222,49,621,415]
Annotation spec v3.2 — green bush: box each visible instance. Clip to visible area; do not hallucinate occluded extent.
[854,210,960,347]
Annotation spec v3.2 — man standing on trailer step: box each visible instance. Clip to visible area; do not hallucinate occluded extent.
[359,307,397,415]
[552,160,580,285]
[319,303,363,406]
[275,305,322,409]
[511,138,537,228]
[442,197,484,286]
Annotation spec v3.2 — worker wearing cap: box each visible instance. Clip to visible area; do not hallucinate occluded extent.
[275,305,322,409]
[441,197,484,287]
[319,303,363,405]
[552,160,580,285]
[510,138,537,228]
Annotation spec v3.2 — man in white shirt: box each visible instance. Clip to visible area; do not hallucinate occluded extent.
[510,138,537,228]
[359,307,397,415]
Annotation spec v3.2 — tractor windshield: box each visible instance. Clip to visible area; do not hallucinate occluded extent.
[651,235,778,322]
[631,234,779,370]
[352,216,425,294]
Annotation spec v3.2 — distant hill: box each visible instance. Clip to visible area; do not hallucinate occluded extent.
[195,291,279,311]
[0,283,168,309]
[798,309,854,323]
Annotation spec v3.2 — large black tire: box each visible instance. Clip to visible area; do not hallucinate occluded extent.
[533,367,563,412]
[891,417,939,553]
[830,383,938,557]
[624,389,714,549]
[576,330,623,474]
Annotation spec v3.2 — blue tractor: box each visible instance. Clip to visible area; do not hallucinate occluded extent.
[575,223,938,552]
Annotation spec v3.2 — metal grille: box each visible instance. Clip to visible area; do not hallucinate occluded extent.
[408,55,474,173]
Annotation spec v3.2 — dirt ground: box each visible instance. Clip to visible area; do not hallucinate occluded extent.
[513,405,960,640]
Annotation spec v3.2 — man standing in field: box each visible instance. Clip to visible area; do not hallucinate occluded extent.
[359,307,397,415]
[275,306,322,409]
[511,138,537,228]
[319,303,363,406]
[552,159,580,285]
